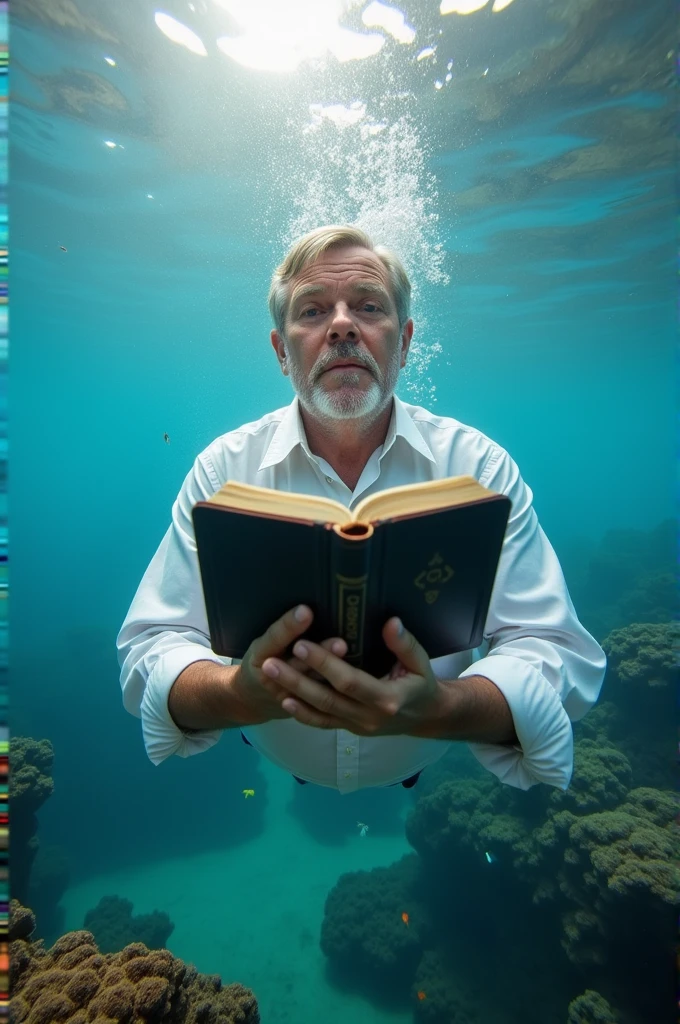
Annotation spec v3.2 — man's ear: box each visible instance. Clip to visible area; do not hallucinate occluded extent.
[400,319,414,368]
[270,330,288,375]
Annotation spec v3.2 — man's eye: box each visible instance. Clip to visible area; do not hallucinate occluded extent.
[362,303,381,313]
[301,308,320,318]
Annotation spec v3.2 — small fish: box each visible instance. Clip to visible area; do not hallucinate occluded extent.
[485,851,497,864]
[59,245,67,252]
[357,821,369,838]
[401,912,409,927]
[163,433,170,443]
[242,788,255,799]
[417,991,427,1001]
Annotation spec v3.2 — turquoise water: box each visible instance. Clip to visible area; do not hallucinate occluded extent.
[10,2,676,1023]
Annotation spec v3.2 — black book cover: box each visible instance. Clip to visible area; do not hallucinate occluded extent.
[192,491,511,678]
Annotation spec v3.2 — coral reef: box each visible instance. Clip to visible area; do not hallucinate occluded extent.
[411,948,480,1024]
[83,896,174,954]
[565,791,679,906]
[9,900,260,1024]
[598,622,677,789]
[9,737,54,906]
[569,620,677,790]
[320,618,678,1023]
[550,740,632,814]
[602,622,677,693]
[567,989,618,1023]
[320,853,428,993]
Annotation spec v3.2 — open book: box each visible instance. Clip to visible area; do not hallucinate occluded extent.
[192,475,511,678]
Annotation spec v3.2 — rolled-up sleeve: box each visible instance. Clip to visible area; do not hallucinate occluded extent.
[459,447,606,791]
[117,453,230,766]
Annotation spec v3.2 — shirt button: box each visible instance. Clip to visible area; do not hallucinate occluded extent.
[325,476,333,484]
[343,771,352,778]
[345,746,353,755]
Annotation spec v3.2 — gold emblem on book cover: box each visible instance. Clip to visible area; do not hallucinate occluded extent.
[414,553,454,605]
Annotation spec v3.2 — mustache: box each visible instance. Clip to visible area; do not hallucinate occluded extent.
[314,349,377,378]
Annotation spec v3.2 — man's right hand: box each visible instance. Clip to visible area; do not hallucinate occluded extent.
[232,605,347,722]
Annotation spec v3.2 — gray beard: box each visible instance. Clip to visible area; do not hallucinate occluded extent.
[287,348,401,422]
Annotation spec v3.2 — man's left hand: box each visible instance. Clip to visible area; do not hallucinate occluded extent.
[259,617,443,737]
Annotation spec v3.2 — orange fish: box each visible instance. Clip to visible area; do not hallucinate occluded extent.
[401,912,409,927]
[417,991,427,1001]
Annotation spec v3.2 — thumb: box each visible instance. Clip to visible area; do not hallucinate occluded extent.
[382,617,429,674]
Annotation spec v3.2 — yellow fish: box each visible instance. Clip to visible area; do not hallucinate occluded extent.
[242,789,255,799]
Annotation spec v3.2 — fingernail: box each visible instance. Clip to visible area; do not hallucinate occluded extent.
[395,618,404,635]
[262,660,279,678]
[294,605,308,622]
[294,642,308,659]
[331,640,345,655]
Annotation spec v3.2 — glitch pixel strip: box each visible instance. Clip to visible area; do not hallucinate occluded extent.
[0,1,7,1018]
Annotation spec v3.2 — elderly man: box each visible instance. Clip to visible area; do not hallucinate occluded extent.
[117,225,606,794]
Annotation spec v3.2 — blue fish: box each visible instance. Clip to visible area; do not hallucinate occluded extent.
[485,851,497,864]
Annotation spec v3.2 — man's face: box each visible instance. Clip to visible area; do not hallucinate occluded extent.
[271,245,412,422]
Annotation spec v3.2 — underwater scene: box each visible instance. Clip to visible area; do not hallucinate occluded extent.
[9,1,677,1023]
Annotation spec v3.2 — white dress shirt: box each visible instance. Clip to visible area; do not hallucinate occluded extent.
[117,395,606,793]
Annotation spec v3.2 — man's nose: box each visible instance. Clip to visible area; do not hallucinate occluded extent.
[328,303,358,340]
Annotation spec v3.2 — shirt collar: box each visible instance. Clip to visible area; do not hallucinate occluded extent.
[385,393,436,463]
[258,393,435,471]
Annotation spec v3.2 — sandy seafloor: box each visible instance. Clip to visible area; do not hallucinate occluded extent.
[62,757,414,1024]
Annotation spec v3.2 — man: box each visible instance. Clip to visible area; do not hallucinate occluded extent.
[117,225,606,794]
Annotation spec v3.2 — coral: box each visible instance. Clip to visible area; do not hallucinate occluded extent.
[403,749,679,1019]
[411,948,479,1023]
[9,901,36,943]
[602,621,678,692]
[582,622,678,789]
[9,737,54,815]
[9,901,260,1024]
[320,854,427,988]
[550,740,632,813]
[405,775,507,863]
[567,989,619,1023]
[621,786,678,827]
[567,798,680,905]
[561,909,605,966]
[573,701,619,744]
[9,737,55,907]
[83,896,174,953]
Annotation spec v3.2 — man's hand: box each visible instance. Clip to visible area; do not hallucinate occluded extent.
[258,616,443,737]
[232,604,347,723]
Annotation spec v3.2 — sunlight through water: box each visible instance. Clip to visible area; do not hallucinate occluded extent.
[214,0,385,71]
[150,0,528,395]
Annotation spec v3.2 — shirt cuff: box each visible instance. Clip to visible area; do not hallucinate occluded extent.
[458,654,574,791]
[140,646,226,766]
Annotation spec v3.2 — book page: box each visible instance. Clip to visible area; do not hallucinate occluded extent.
[207,475,496,527]
[352,475,494,523]
[208,480,351,524]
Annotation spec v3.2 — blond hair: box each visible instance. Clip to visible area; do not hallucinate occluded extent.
[268,225,411,334]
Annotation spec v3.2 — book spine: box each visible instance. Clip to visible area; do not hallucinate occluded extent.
[329,530,372,667]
